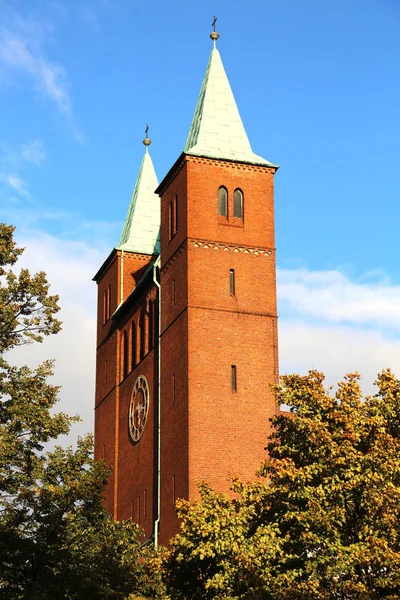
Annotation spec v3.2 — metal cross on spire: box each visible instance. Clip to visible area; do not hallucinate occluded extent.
[143,123,151,149]
[210,15,219,47]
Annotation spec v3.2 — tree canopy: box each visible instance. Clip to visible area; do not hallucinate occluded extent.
[165,370,400,599]
[0,224,164,599]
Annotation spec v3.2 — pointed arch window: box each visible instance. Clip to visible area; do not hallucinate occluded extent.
[218,186,227,217]
[234,189,243,219]
[131,321,137,370]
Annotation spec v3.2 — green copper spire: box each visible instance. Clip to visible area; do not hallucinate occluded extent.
[118,134,160,255]
[184,36,276,167]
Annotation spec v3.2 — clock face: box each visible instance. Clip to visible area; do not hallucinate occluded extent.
[129,375,150,442]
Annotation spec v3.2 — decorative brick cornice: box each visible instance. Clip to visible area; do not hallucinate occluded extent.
[190,238,274,257]
[186,155,277,174]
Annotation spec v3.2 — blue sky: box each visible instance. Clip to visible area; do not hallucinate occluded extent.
[2,0,400,437]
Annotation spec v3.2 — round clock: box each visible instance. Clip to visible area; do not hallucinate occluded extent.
[128,375,150,442]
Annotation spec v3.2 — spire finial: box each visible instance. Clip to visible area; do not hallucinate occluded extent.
[210,16,219,47]
[143,124,151,150]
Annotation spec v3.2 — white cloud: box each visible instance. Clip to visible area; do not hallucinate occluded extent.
[279,321,400,396]
[8,230,107,441]
[278,267,400,396]
[278,268,400,332]
[0,29,71,116]
[5,225,400,449]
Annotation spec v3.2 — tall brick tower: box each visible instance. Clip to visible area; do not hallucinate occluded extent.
[94,27,279,547]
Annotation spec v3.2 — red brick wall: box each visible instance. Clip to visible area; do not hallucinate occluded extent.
[157,154,279,542]
[117,346,157,537]
[160,309,189,546]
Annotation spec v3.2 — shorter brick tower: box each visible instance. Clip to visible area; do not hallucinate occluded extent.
[94,27,279,546]
[93,134,160,535]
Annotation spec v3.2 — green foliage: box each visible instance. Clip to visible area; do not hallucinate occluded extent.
[0,224,61,352]
[165,370,400,599]
[0,224,164,599]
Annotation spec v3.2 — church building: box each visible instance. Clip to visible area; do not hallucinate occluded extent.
[93,25,279,547]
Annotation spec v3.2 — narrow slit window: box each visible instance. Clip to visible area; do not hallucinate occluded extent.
[123,330,129,379]
[230,269,235,295]
[234,189,243,219]
[137,495,140,524]
[172,374,176,404]
[218,186,227,216]
[104,359,107,383]
[143,489,147,519]
[174,195,178,234]
[168,201,173,241]
[131,321,137,369]
[108,284,112,319]
[231,365,237,391]
[103,289,108,324]
[173,279,176,307]
[172,475,176,505]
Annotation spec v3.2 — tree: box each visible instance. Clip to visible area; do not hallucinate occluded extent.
[165,370,400,599]
[0,224,164,599]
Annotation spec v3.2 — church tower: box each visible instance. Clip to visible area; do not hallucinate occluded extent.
[94,26,279,547]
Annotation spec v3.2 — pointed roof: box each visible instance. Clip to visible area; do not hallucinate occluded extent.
[117,148,160,255]
[184,47,277,167]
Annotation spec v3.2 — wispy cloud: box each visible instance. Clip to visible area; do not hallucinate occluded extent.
[0,8,83,140]
[0,171,30,198]
[0,139,47,202]
[6,174,30,197]
[20,139,46,165]
[0,28,71,115]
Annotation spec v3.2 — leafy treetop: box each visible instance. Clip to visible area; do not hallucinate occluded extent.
[165,369,400,599]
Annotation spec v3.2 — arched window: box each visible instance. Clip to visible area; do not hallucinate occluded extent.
[218,186,227,216]
[234,189,243,219]
[131,321,137,370]
[123,330,129,379]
